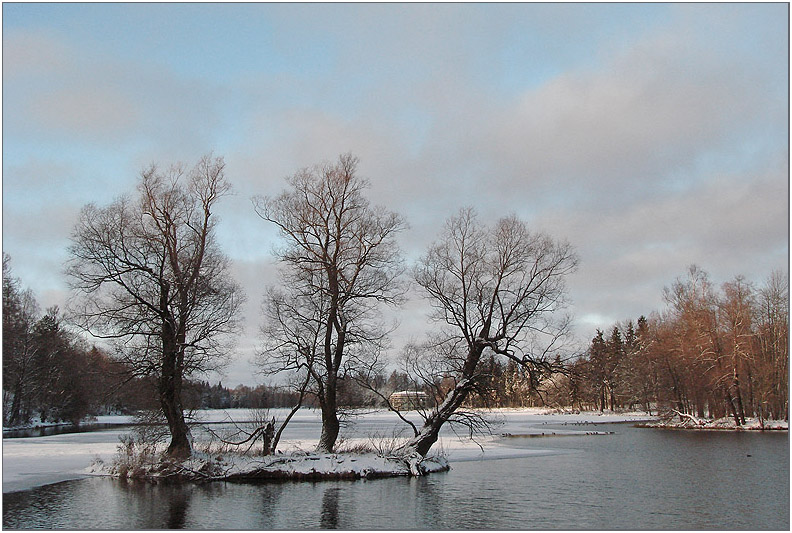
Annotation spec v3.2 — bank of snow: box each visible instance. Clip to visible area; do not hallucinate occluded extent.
[641,415,788,431]
[96,449,449,483]
[4,407,652,492]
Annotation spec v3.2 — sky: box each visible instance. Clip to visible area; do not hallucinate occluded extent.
[3,3,788,387]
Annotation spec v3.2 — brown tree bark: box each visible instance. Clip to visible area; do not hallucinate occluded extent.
[67,155,242,459]
[255,154,405,453]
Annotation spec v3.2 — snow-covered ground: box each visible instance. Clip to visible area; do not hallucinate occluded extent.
[642,415,788,431]
[2,408,652,493]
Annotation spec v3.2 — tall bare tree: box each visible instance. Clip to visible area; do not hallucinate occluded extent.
[254,154,405,452]
[663,266,744,423]
[755,271,788,420]
[67,155,243,458]
[401,208,577,470]
[3,254,41,426]
[718,276,756,425]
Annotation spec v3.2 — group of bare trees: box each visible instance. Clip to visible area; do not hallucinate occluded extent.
[43,152,577,463]
[251,156,578,465]
[565,266,788,425]
[67,156,243,458]
[2,255,129,425]
[11,151,782,467]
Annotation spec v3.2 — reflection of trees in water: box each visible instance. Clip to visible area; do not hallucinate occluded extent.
[256,482,286,527]
[320,486,342,529]
[166,487,191,529]
[410,475,445,528]
[114,481,194,529]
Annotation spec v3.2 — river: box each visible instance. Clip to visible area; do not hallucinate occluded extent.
[3,417,788,529]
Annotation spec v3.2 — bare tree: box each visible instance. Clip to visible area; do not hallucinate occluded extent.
[718,276,756,425]
[67,156,243,458]
[254,154,405,452]
[755,271,789,420]
[663,266,744,424]
[3,254,41,426]
[400,208,578,470]
[256,284,324,452]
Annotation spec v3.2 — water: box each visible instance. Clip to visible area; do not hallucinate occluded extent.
[3,423,135,439]
[4,423,788,529]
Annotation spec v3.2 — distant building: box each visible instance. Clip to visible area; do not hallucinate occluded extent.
[389,390,429,411]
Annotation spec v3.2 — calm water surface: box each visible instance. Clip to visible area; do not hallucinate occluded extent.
[4,424,788,529]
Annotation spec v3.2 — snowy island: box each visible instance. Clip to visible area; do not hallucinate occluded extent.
[4,407,667,492]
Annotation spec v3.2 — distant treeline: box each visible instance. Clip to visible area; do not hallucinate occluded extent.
[1,254,305,426]
[3,254,788,425]
[457,267,788,423]
[564,267,788,423]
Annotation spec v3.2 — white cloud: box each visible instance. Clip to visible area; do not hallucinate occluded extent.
[3,4,786,384]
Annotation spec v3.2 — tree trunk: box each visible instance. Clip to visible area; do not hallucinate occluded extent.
[402,377,476,462]
[317,375,340,452]
[732,370,746,425]
[401,328,486,473]
[318,407,340,452]
[599,385,605,412]
[8,377,24,426]
[724,388,741,427]
[159,352,191,458]
[160,309,191,458]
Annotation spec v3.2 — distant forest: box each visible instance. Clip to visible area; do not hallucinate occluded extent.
[3,254,787,427]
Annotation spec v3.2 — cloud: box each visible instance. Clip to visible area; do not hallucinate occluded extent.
[3,4,786,382]
[552,157,788,337]
[475,26,781,206]
[3,29,225,154]
[30,85,140,141]
[2,29,75,78]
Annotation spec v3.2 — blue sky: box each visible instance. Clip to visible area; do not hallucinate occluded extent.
[3,3,788,386]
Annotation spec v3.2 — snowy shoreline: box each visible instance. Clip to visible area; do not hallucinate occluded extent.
[94,449,451,484]
[639,415,788,431]
[4,407,657,492]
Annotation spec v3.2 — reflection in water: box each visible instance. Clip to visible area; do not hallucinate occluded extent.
[411,476,443,528]
[320,486,341,529]
[166,487,191,529]
[2,423,135,439]
[257,480,285,528]
[3,426,788,530]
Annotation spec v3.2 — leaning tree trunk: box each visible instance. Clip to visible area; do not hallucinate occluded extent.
[401,345,486,474]
[403,377,476,459]
[724,387,741,427]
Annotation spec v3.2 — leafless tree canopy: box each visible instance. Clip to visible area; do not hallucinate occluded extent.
[569,266,788,424]
[654,265,788,424]
[403,207,578,462]
[4,254,42,426]
[254,153,405,452]
[66,155,243,458]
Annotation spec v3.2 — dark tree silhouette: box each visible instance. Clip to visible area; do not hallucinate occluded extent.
[254,154,405,452]
[401,208,577,472]
[67,155,243,458]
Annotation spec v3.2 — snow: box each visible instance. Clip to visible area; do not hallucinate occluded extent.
[171,451,451,481]
[3,407,656,492]
[94,414,136,425]
[643,415,789,431]
[2,429,127,493]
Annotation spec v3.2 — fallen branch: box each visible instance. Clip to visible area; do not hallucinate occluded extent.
[669,410,706,426]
